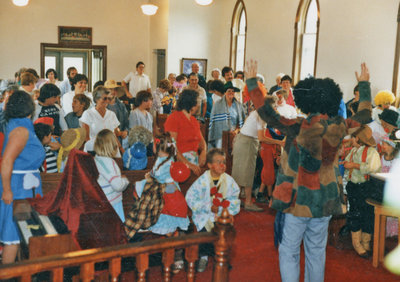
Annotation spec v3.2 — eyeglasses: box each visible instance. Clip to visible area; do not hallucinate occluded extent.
[102,97,112,101]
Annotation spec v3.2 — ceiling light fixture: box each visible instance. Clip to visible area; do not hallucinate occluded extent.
[141,4,158,16]
[12,0,29,6]
[195,0,213,6]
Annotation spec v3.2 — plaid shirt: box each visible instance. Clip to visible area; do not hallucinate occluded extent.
[124,177,165,239]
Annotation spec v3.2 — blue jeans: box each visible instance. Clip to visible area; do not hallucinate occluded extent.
[279,213,331,282]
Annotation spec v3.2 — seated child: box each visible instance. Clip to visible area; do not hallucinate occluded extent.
[344,125,381,258]
[380,137,400,237]
[57,128,87,172]
[64,94,91,129]
[94,129,130,222]
[134,134,189,236]
[162,87,176,114]
[123,126,153,170]
[34,123,58,173]
[185,148,240,272]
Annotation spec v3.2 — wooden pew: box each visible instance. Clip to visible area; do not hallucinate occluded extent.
[221,131,236,175]
[0,209,235,282]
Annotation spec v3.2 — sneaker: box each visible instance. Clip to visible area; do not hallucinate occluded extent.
[244,203,263,212]
[240,189,245,199]
[197,258,208,273]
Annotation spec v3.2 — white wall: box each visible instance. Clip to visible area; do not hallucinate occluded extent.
[0,0,151,81]
[317,0,399,100]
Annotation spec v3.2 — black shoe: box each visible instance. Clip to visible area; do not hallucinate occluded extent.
[256,193,268,203]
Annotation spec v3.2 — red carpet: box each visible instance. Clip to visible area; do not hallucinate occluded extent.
[145,206,400,281]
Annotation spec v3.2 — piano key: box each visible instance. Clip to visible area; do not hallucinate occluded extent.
[18,220,33,244]
[38,214,58,235]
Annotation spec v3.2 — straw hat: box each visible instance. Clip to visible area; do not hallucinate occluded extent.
[59,128,87,160]
[104,79,119,89]
[348,125,376,147]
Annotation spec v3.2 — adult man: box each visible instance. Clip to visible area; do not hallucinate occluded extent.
[222,66,245,103]
[122,61,151,105]
[191,63,206,89]
[183,73,207,119]
[246,61,371,282]
[167,73,176,86]
[59,67,77,96]
[104,79,129,140]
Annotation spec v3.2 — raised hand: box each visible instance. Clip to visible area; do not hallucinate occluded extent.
[244,59,258,79]
[355,63,370,82]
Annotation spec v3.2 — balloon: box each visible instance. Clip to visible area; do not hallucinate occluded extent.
[170,161,191,182]
[131,142,147,158]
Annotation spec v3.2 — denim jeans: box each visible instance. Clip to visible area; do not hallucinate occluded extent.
[279,213,331,282]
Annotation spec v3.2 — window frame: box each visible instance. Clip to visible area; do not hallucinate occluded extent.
[292,0,320,84]
[229,0,247,72]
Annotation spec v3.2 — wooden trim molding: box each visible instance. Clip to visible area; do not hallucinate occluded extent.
[392,3,400,107]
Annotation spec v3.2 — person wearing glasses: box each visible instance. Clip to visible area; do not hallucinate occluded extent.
[80,86,123,155]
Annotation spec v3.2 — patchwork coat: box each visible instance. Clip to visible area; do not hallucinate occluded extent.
[247,78,372,218]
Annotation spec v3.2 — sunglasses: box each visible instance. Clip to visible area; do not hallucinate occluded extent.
[102,97,112,101]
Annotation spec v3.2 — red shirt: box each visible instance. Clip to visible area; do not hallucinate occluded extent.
[164,111,202,153]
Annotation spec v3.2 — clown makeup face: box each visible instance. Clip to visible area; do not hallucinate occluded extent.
[208,154,227,178]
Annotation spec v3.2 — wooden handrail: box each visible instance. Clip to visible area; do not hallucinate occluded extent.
[0,209,235,282]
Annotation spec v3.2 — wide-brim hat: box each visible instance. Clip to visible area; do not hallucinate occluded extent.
[104,79,119,89]
[378,109,399,127]
[224,81,240,93]
[60,128,87,158]
[348,125,376,147]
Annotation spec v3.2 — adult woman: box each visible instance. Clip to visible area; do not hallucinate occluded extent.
[45,68,61,88]
[61,74,92,115]
[0,91,45,264]
[164,89,207,175]
[208,81,245,149]
[80,86,122,154]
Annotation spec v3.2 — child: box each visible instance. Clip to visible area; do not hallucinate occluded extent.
[162,86,176,114]
[34,123,58,173]
[134,134,190,236]
[185,148,240,272]
[94,129,130,222]
[123,126,153,170]
[57,128,87,172]
[64,94,91,129]
[344,125,381,258]
[380,137,400,238]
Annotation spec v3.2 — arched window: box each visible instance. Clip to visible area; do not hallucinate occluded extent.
[292,0,320,83]
[230,0,247,72]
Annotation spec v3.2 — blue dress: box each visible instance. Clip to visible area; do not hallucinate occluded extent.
[135,156,190,235]
[0,118,45,244]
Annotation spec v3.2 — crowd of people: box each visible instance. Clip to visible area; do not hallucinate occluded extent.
[0,60,399,280]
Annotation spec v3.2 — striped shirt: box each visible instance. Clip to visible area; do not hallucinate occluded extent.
[40,146,58,173]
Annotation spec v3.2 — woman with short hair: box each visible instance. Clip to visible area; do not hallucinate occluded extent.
[61,74,92,115]
[80,86,122,155]
[164,89,207,175]
[0,91,46,264]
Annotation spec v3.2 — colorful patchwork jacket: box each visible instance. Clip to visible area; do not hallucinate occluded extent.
[247,78,372,218]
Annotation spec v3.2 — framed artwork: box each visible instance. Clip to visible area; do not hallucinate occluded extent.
[181,58,207,79]
[58,26,92,45]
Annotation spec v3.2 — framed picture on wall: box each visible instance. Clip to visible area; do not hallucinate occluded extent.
[58,26,92,45]
[181,58,207,79]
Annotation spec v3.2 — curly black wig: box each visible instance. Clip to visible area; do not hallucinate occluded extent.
[294,77,343,117]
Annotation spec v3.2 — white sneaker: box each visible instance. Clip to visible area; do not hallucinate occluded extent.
[197,257,208,273]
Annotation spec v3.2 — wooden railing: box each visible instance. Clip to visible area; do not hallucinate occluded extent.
[0,209,235,282]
